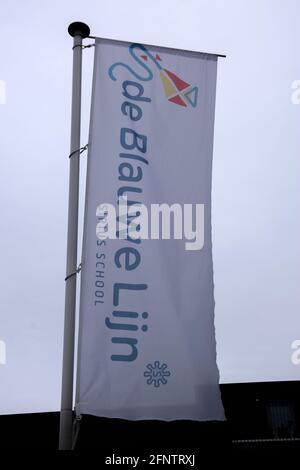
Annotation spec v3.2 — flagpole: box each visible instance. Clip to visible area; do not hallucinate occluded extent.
[59,21,90,451]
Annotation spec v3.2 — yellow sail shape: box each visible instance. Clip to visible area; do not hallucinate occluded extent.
[160,70,177,98]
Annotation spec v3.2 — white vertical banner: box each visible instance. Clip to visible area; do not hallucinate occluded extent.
[76,38,225,421]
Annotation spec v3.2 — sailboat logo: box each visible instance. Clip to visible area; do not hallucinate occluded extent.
[108,43,199,108]
[140,52,198,108]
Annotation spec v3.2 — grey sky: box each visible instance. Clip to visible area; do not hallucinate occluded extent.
[0,0,299,413]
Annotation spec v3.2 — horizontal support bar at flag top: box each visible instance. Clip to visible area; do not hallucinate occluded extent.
[87,35,226,58]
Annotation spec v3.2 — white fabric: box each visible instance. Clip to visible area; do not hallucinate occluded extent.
[76,38,225,421]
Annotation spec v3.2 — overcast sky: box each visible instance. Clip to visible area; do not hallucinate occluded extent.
[0,0,299,414]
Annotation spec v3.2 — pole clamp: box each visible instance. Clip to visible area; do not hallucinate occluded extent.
[72,43,95,50]
[69,143,88,159]
[65,263,82,282]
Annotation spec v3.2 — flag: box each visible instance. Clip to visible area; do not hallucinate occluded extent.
[75,38,225,421]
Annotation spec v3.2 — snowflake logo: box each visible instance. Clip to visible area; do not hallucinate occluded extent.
[144,361,171,388]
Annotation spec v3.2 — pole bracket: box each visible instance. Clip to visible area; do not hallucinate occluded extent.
[72,43,95,50]
[68,143,88,159]
[65,263,82,282]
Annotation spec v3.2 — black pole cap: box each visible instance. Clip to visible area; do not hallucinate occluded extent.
[68,22,90,38]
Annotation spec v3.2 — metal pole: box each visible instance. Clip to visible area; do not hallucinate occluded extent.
[59,21,90,451]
